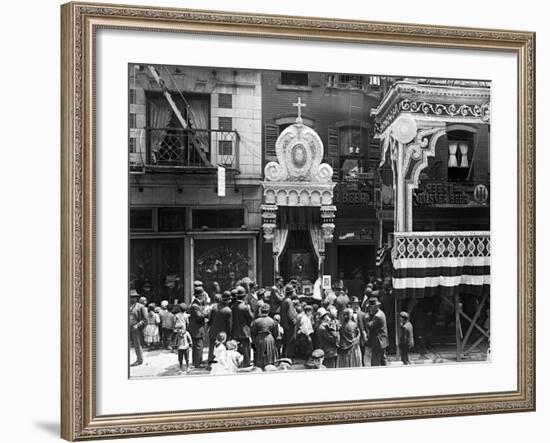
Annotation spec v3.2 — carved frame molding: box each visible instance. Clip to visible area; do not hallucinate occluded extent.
[61,2,535,440]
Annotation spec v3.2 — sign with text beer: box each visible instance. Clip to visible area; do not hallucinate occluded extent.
[414,181,490,207]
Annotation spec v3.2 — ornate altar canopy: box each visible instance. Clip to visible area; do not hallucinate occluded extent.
[261,98,336,275]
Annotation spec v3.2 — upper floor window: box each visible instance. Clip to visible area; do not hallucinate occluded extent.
[447,130,474,182]
[280,71,309,87]
[218,93,232,109]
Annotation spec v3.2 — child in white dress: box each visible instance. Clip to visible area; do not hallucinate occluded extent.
[210,332,228,375]
[225,340,243,374]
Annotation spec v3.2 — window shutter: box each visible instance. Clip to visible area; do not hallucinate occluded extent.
[264,124,279,158]
[327,127,339,157]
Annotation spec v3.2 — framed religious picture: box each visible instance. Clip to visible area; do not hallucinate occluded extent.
[61,1,536,441]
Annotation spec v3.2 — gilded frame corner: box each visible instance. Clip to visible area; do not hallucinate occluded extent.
[61,1,536,440]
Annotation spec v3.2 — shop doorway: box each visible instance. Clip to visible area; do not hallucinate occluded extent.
[337,244,376,281]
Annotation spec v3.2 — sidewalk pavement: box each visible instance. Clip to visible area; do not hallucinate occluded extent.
[130,345,488,378]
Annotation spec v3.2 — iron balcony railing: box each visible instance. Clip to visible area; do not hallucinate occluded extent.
[130,127,240,171]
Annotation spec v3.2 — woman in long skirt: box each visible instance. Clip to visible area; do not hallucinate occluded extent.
[337,308,362,368]
[251,304,279,369]
[143,304,161,348]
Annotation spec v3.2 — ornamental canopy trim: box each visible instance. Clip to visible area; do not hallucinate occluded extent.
[371,80,491,135]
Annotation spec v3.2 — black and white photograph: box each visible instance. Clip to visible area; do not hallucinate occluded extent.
[128,64,491,378]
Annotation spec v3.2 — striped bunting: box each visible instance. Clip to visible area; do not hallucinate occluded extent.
[392,232,490,299]
[375,246,388,267]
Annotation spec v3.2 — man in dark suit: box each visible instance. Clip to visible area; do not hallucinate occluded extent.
[399,311,414,365]
[365,297,389,366]
[231,286,254,367]
[269,276,285,317]
[129,289,148,366]
[207,290,233,364]
[188,287,207,368]
[280,285,299,358]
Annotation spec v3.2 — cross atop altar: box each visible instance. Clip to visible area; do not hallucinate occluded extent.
[293,97,306,124]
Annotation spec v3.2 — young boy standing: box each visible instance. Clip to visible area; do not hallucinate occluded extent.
[399,311,414,365]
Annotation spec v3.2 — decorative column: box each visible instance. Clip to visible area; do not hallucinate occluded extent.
[319,205,336,276]
[260,204,277,242]
[390,115,446,232]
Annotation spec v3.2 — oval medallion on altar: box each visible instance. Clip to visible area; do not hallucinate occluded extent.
[291,143,307,168]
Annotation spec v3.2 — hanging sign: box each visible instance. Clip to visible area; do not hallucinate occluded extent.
[217,166,226,197]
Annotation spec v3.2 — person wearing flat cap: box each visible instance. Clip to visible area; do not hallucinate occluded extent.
[129,289,148,367]
[311,348,326,369]
[399,311,414,365]
[365,297,389,366]
[250,303,279,369]
[231,286,254,367]
[188,286,207,368]
[280,285,299,358]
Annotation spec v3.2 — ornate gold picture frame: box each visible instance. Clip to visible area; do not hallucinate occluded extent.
[61,1,535,440]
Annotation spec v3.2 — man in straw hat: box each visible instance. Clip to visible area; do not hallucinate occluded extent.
[365,296,389,366]
[129,289,148,367]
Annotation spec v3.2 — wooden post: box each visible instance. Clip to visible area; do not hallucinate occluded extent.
[454,293,462,361]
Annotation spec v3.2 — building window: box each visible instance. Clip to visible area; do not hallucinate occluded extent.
[192,208,244,230]
[218,140,233,156]
[218,117,232,131]
[129,88,137,104]
[338,75,364,88]
[158,208,187,231]
[447,130,473,182]
[339,126,366,156]
[129,113,136,128]
[146,91,211,166]
[218,93,232,109]
[369,76,381,86]
[130,209,153,231]
[194,238,250,291]
[129,137,137,153]
[280,71,309,87]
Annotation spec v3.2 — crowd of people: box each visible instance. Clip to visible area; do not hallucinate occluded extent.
[129,275,415,375]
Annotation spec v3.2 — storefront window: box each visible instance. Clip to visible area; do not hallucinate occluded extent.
[194,238,250,292]
[159,208,186,231]
[192,209,244,229]
[130,209,153,231]
[130,239,184,304]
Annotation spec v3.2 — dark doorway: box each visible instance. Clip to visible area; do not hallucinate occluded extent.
[337,244,375,281]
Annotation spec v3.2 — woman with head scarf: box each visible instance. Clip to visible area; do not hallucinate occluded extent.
[337,308,362,368]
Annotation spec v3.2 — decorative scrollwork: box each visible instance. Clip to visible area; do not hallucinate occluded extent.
[315,163,334,183]
[264,161,285,182]
[401,99,483,119]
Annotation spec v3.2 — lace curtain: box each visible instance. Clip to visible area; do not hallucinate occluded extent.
[309,224,325,272]
[274,228,289,274]
[188,97,210,155]
[448,142,459,168]
[148,97,172,160]
[459,142,469,168]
